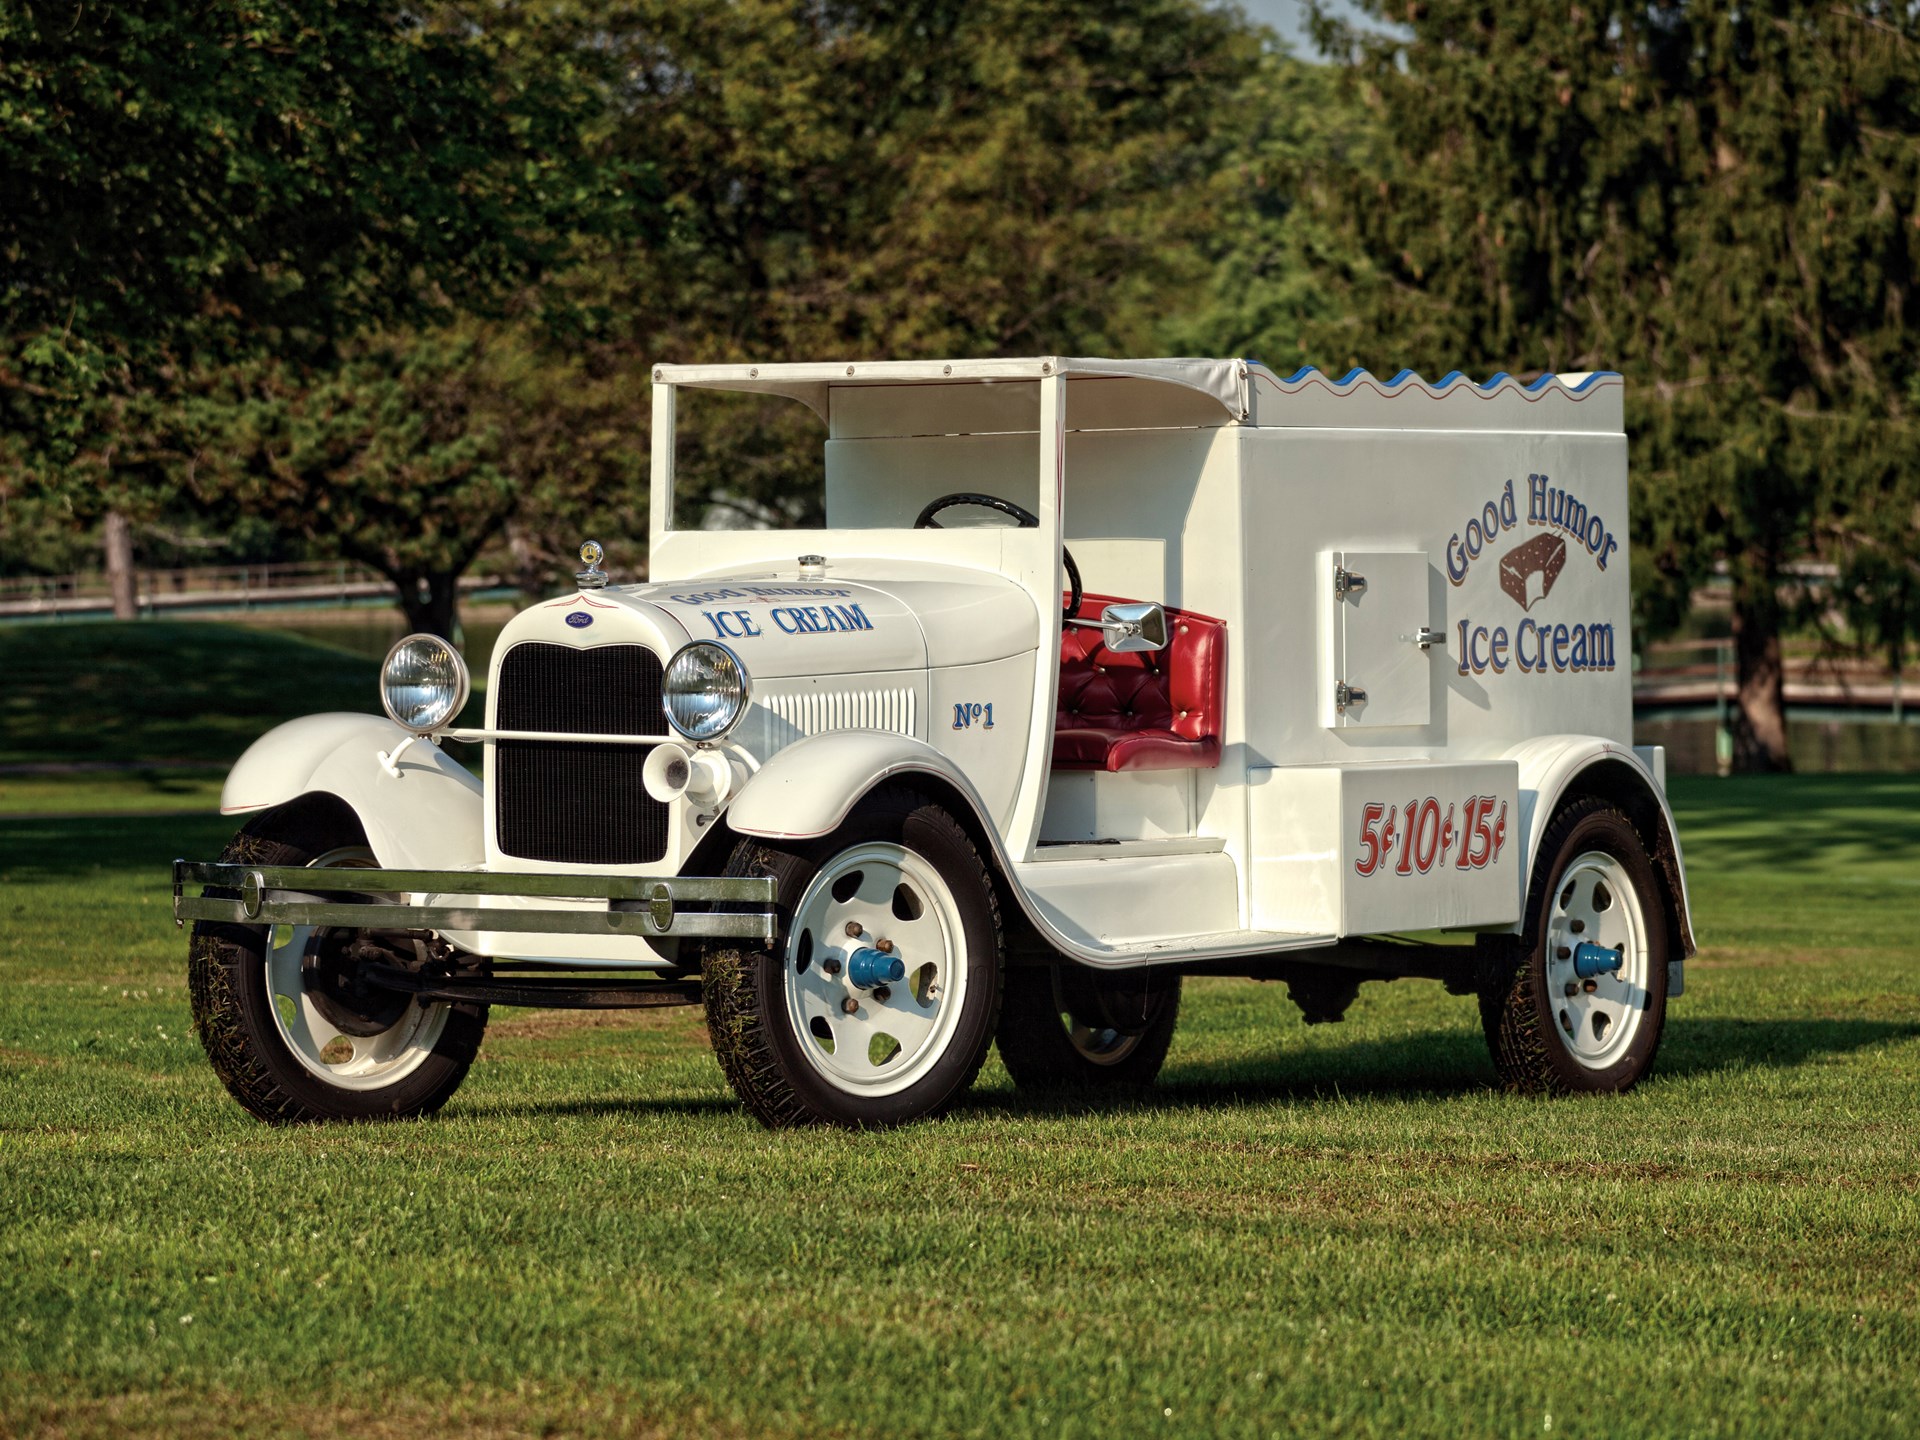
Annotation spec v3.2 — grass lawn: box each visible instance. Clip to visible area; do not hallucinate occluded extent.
[0,620,493,775]
[0,622,383,768]
[2,775,1916,1439]
[0,769,228,819]
[0,622,489,817]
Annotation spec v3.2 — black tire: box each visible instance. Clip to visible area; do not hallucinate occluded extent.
[1478,797,1669,1095]
[996,963,1181,1090]
[187,797,488,1124]
[702,787,1003,1129]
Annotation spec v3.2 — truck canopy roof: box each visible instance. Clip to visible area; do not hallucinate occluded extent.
[651,356,1624,435]
[651,356,1246,420]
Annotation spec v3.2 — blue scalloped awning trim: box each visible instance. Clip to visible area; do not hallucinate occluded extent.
[1257,365,1622,396]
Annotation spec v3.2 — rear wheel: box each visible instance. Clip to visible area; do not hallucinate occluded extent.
[1478,798,1669,1094]
[702,788,1003,1128]
[187,798,488,1123]
[996,964,1181,1090]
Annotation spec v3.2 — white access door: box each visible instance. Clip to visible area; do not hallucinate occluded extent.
[1318,550,1434,729]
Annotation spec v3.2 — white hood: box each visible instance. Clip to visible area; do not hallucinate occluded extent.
[514,562,1041,680]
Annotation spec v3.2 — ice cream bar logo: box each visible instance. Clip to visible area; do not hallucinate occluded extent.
[1499,534,1565,611]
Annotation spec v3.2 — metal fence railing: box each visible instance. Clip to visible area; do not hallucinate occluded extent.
[0,562,509,619]
[1636,639,1912,717]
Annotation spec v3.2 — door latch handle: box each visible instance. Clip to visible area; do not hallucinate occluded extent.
[1410,627,1444,651]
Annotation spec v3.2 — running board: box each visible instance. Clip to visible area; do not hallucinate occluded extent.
[1069,928,1339,965]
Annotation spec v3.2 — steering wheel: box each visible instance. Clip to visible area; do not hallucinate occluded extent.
[913,491,1082,621]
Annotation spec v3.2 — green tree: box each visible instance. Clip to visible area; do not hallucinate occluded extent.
[1821,376,1920,685]
[189,318,650,635]
[1288,0,1920,770]
[189,336,517,639]
[1159,48,1373,367]
[530,0,1266,528]
[0,0,590,611]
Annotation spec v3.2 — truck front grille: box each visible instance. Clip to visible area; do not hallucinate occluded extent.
[493,642,669,865]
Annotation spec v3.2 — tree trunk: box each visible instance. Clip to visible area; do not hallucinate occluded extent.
[397,571,461,642]
[1730,581,1792,773]
[505,519,548,600]
[104,511,138,621]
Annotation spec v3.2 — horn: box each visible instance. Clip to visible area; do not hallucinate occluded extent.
[643,743,694,803]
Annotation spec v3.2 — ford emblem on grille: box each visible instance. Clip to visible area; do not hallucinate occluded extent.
[565,611,593,629]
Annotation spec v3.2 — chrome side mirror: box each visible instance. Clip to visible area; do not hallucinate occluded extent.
[1099,601,1168,653]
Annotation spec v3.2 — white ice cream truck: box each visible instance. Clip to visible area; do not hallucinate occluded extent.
[176,356,1694,1128]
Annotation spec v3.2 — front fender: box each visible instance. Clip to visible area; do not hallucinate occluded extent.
[221,712,484,871]
[725,731,996,843]
[1506,735,1695,960]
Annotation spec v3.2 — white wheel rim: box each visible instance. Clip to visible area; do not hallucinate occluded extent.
[783,842,969,1098]
[1054,969,1144,1067]
[1544,849,1652,1071]
[1068,1021,1141,1065]
[265,847,452,1090]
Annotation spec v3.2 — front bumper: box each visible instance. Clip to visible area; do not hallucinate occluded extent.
[171,861,777,942]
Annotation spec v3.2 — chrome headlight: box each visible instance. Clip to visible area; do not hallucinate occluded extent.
[380,633,470,734]
[662,641,750,742]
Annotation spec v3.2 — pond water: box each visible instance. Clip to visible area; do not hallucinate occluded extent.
[1637,715,1920,774]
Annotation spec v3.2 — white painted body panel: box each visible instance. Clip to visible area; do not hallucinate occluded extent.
[221,713,484,871]
[1039,771,1197,843]
[1012,851,1242,949]
[1247,761,1520,935]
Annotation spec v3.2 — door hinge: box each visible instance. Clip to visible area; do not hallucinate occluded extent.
[1334,681,1368,712]
[1333,566,1367,598]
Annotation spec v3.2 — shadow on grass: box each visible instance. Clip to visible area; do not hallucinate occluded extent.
[455,1014,1918,1126]
[1668,772,1920,880]
[1658,1014,1919,1077]
[458,1095,742,1122]
[0,812,236,879]
[958,1013,1920,1121]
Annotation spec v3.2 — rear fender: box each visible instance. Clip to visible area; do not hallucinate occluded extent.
[221,713,483,871]
[1507,735,1696,968]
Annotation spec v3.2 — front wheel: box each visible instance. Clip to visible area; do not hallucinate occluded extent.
[1478,797,1669,1094]
[187,798,488,1124]
[702,788,1004,1128]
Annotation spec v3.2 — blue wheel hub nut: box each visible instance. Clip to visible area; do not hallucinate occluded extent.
[1572,941,1624,979]
[847,946,905,990]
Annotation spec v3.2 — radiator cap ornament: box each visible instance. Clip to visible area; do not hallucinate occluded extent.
[576,538,608,589]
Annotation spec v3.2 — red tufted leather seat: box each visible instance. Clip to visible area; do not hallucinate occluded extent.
[1053,593,1227,772]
